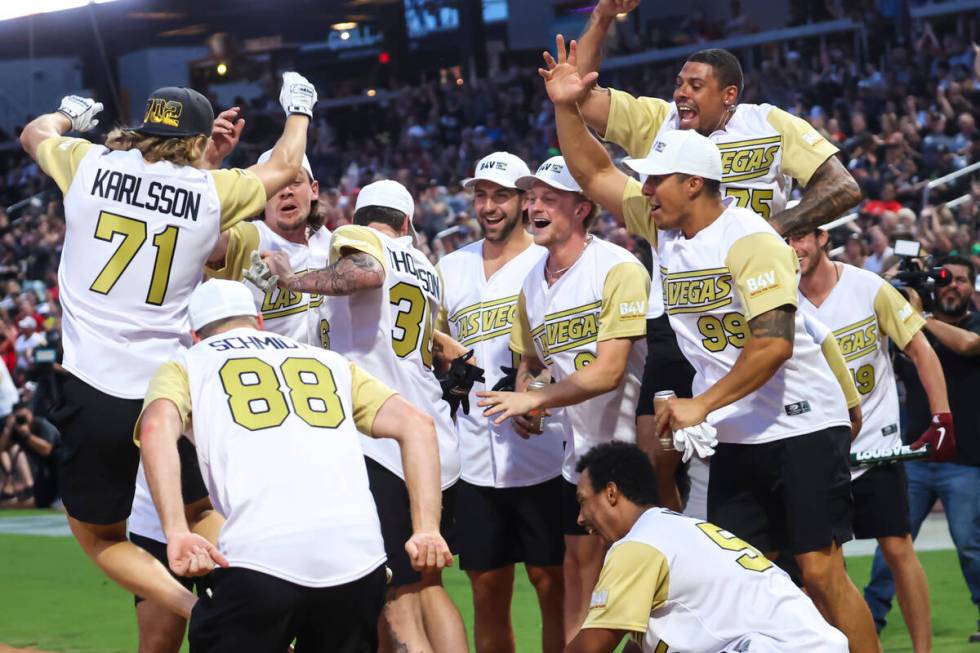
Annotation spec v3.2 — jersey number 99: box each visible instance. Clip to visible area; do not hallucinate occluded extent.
[219,357,346,431]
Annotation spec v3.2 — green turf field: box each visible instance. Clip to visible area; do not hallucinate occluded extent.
[0,515,975,652]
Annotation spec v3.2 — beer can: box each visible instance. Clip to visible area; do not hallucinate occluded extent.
[526,379,548,435]
[654,390,676,450]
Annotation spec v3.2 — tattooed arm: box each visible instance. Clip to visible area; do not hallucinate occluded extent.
[655,306,796,432]
[770,155,862,236]
[266,250,385,296]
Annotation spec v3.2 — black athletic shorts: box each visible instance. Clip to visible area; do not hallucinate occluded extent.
[55,374,209,525]
[561,478,588,536]
[365,457,456,588]
[636,315,696,417]
[851,463,911,540]
[188,565,386,653]
[454,478,564,570]
[707,426,854,555]
[130,532,198,606]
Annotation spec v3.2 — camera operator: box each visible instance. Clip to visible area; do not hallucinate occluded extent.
[865,255,980,644]
[0,402,60,507]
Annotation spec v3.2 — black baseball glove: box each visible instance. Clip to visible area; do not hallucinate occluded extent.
[438,350,486,418]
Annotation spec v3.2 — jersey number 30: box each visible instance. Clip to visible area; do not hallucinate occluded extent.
[89,211,178,306]
[219,357,345,431]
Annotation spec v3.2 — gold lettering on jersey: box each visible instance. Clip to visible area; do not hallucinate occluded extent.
[530,301,601,361]
[143,99,183,128]
[832,315,879,362]
[717,136,780,184]
[664,268,733,315]
[449,295,519,347]
[260,268,323,320]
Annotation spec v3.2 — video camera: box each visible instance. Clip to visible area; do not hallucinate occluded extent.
[890,239,951,311]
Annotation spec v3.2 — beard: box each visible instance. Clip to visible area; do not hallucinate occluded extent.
[482,210,523,243]
[938,294,968,318]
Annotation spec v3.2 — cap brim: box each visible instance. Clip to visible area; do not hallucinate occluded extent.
[622,156,676,177]
[132,123,205,138]
[515,174,579,192]
[462,174,520,190]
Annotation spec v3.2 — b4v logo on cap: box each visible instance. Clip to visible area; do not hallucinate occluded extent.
[653,141,667,152]
[144,99,183,127]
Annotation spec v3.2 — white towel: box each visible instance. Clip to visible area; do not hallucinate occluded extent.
[672,422,718,463]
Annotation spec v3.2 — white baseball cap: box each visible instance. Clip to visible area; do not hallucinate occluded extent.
[355,179,415,218]
[257,148,314,180]
[461,152,531,189]
[189,280,258,332]
[516,156,582,193]
[622,130,724,181]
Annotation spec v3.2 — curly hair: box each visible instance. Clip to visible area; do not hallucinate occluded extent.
[576,442,660,506]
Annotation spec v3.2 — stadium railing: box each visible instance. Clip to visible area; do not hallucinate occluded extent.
[922,160,980,207]
[909,0,980,19]
[601,18,865,72]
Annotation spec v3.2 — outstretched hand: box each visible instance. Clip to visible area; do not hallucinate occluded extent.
[594,0,641,20]
[539,35,599,106]
[205,107,245,168]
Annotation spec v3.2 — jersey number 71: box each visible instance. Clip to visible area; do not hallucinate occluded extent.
[89,211,178,306]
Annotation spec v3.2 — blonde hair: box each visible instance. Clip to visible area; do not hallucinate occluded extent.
[104,128,208,167]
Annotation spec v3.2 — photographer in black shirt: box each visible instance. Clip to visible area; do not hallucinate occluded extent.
[0,402,60,507]
[864,255,980,644]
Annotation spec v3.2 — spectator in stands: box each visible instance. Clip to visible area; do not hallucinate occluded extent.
[0,402,59,507]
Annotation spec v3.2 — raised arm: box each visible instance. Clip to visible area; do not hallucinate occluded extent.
[575,1,640,135]
[544,36,631,222]
[248,73,317,198]
[21,95,102,160]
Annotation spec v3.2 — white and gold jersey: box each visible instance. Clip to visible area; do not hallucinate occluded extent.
[584,508,847,652]
[512,237,649,483]
[606,93,838,219]
[800,264,925,479]
[621,190,850,444]
[138,327,392,587]
[128,464,165,543]
[208,221,342,347]
[36,136,265,398]
[329,225,459,488]
[438,240,564,488]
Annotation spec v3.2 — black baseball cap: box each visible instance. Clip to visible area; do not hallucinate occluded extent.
[136,87,214,138]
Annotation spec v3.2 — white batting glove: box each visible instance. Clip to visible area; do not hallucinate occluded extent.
[279,72,317,118]
[243,251,278,292]
[57,95,104,132]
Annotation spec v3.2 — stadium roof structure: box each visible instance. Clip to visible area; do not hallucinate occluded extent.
[0,0,404,59]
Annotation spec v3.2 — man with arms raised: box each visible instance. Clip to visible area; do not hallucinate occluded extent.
[19,72,316,618]
[139,279,450,652]
[207,149,336,347]
[477,157,649,642]
[568,441,847,653]
[790,228,953,653]
[544,41,879,651]
[575,0,861,513]
[439,153,566,653]
[262,180,466,653]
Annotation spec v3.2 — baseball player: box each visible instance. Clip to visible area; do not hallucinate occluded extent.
[477,157,649,641]
[18,72,318,618]
[438,152,566,653]
[139,279,450,652]
[547,46,880,648]
[569,441,848,653]
[791,228,954,653]
[261,180,467,653]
